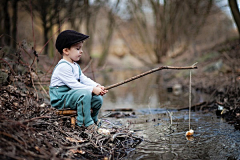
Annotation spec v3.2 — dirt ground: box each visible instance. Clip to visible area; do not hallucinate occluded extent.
[0,84,142,159]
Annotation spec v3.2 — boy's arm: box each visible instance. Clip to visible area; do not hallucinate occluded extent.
[80,72,108,95]
[79,72,100,87]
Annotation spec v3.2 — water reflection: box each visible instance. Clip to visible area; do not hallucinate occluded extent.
[95,69,210,109]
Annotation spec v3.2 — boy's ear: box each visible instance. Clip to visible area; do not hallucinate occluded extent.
[62,48,69,55]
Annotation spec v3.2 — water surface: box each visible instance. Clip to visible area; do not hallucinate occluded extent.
[96,69,240,160]
[100,109,240,160]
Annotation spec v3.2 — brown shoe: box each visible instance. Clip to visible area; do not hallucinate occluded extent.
[95,119,102,127]
[86,124,98,132]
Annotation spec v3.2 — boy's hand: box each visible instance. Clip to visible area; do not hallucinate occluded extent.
[92,87,102,95]
[97,85,108,96]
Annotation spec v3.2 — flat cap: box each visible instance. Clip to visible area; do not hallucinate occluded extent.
[55,30,89,53]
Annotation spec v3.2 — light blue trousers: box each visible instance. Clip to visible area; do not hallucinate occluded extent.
[49,85,102,127]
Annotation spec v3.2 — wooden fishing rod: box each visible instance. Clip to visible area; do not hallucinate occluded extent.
[105,63,198,90]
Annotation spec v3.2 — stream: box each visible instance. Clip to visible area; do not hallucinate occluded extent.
[102,110,240,160]
[95,69,240,160]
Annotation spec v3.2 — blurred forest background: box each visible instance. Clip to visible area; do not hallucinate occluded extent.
[0,0,239,98]
[0,0,238,66]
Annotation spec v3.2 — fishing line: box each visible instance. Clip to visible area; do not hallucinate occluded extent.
[148,97,154,120]
[189,70,192,130]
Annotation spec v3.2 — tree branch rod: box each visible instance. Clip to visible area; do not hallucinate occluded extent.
[105,65,198,90]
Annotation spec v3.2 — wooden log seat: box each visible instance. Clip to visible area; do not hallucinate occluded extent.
[56,109,77,129]
[56,109,93,129]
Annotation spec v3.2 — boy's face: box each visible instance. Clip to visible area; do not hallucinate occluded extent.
[63,42,83,63]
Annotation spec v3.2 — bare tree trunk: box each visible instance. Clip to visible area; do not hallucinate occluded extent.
[11,0,19,49]
[43,17,49,55]
[150,0,167,63]
[82,0,102,66]
[98,10,116,67]
[3,0,11,46]
[228,0,240,37]
[0,3,4,45]
[85,0,92,57]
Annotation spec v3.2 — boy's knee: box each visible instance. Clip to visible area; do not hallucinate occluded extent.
[95,95,103,105]
[74,89,92,101]
[91,95,103,110]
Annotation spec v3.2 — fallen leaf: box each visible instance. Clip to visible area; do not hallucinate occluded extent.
[66,137,85,143]
[69,149,85,154]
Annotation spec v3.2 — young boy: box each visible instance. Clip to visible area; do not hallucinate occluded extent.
[49,30,108,132]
